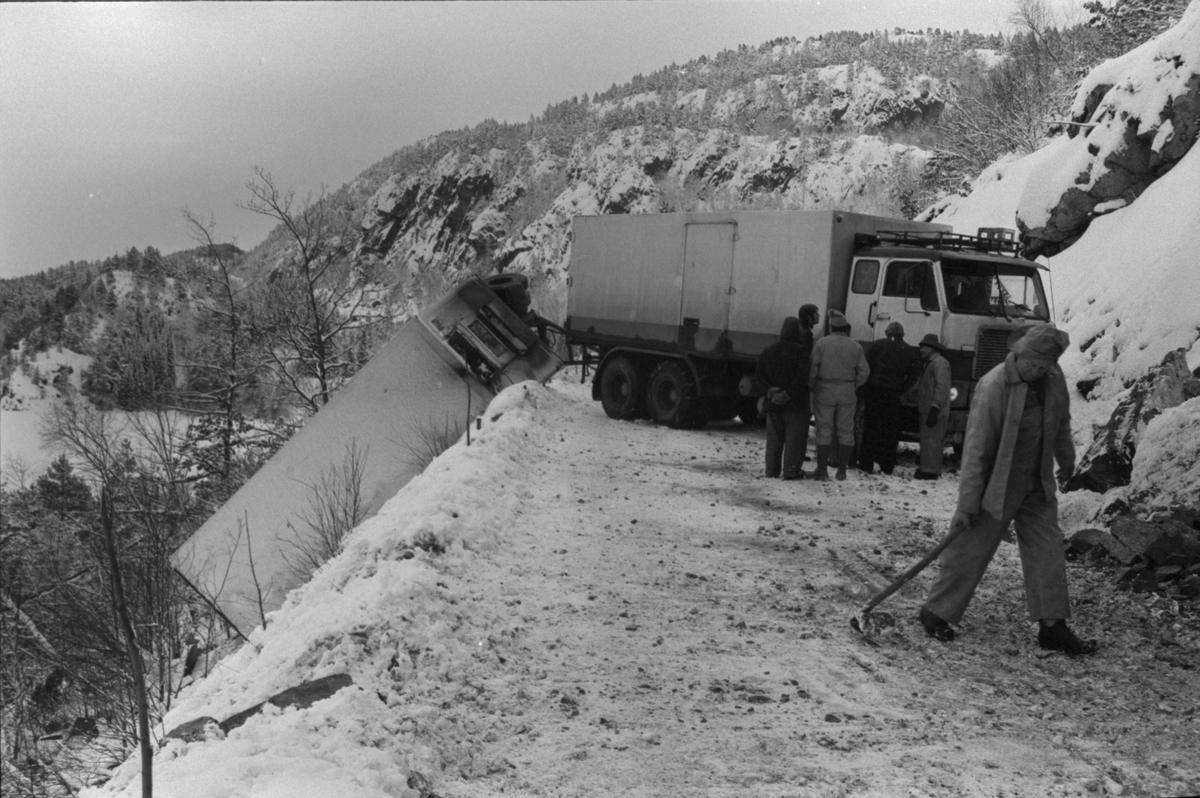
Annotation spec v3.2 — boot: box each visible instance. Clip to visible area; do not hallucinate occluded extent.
[813,445,830,481]
[1038,621,1098,656]
[918,607,955,642]
[837,445,855,480]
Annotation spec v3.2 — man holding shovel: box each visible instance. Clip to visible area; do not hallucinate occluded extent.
[918,323,1098,656]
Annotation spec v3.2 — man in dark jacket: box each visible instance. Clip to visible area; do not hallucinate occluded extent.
[797,304,819,361]
[754,317,810,480]
[858,321,918,475]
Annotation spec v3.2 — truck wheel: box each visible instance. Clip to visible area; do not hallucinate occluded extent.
[599,357,644,420]
[647,361,706,429]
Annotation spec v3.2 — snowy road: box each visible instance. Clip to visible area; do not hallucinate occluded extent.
[444,374,1200,798]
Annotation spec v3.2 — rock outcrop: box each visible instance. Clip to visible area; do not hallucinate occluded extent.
[1017,3,1200,256]
[350,58,950,322]
[1067,348,1200,493]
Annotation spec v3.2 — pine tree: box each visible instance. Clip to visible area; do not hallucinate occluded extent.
[34,454,93,515]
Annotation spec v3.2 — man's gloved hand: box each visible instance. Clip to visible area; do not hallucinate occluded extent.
[925,406,940,428]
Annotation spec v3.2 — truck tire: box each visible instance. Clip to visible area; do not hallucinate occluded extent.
[646,361,707,429]
[598,357,644,420]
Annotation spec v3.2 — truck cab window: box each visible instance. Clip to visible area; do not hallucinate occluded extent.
[851,259,880,294]
[883,260,939,311]
[942,258,1049,320]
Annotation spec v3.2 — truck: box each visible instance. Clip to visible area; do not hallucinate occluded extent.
[173,275,562,636]
[563,209,1052,449]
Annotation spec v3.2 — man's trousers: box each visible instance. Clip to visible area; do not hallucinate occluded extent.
[924,490,1071,624]
[765,410,808,478]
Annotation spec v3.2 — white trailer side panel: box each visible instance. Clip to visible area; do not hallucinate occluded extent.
[567,210,948,358]
[568,213,687,347]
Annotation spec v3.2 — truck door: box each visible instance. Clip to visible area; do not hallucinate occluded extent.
[679,222,737,353]
[873,259,942,343]
[844,257,882,342]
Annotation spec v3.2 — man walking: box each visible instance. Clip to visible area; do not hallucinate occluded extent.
[808,310,869,481]
[914,333,951,480]
[858,321,918,475]
[918,323,1098,656]
[754,317,810,480]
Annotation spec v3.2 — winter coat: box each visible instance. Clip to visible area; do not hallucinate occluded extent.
[798,325,815,362]
[865,337,919,394]
[755,317,810,414]
[916,352,951,421]
[958,354,1075,519]
[808,331,870,406]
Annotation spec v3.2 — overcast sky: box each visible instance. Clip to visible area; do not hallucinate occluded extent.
[0,1,1025,279]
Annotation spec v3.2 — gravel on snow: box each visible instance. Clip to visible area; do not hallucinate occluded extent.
[439,372,1200,798]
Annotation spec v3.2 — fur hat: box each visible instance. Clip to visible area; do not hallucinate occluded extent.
[918,333,945,352]
[828,309,849,330]
[885,321,905,338]
[1009,323,1069,362]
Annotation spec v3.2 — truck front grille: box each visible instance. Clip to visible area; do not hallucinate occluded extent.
[974,327,1011,379]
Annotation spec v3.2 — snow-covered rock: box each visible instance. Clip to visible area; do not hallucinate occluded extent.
[1017,2,1200,256]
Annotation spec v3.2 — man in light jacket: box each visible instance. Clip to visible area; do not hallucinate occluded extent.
[918,323,1098,656]
[807,310,869,481]
[914,333,951,480]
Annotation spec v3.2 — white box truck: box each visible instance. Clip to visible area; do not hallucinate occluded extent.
[564,210,1052,446]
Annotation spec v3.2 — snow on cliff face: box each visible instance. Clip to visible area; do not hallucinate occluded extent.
[926,9,1200,515]
[1016,1,1200,255]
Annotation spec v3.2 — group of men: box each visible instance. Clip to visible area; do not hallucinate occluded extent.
[752,309,1099,657]
[753,307,951,483]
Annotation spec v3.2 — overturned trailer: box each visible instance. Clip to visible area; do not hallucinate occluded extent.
[172,276,562,637]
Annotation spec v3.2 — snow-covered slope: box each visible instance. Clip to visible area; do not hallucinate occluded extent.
[0,346,93,477]
[925,8,1200,515]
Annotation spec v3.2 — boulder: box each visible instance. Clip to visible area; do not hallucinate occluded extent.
[1067,349,1200,493]
[1066,527,1136,564]
[219,673,355,734]
[165,716,221,743]
[1109,516,1200,567]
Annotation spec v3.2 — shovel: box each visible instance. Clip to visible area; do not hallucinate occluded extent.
[849,521,969,641]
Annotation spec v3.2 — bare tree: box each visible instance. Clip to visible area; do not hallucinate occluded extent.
[99,489,152,798]
[240,167,381,415]
[179,209,264,480]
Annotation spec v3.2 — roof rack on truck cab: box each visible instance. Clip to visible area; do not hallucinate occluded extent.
[854,227,1022,256]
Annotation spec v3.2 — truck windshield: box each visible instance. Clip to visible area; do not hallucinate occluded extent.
[941,257,1049,320]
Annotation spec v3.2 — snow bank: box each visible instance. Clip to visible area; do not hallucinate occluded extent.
[85,382,559,798]
[1053,143,1200,396]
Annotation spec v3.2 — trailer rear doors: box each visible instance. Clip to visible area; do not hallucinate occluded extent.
[680,222,737,353]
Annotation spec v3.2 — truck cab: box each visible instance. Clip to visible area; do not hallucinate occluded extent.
[843,228,1050,448]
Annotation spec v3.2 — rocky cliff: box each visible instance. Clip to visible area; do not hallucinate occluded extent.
[351,50,958,323]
